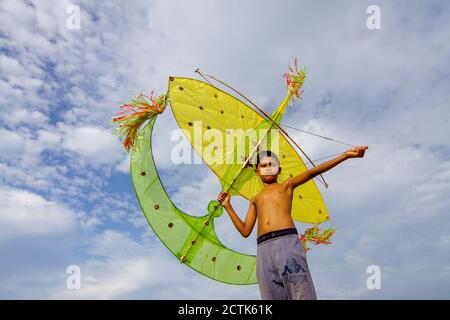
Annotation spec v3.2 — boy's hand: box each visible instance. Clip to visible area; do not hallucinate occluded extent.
[217,192,231,208]
[345,146,369,158]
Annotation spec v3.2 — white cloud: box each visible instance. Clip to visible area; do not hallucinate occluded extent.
[59,124,125,167]
[0,127,61,168]
[8,109,48,127]
[0,129,25,156]
[36,128,62,147]
[0,186,76,240]
[0,55,28,75]
[115,153,130,174]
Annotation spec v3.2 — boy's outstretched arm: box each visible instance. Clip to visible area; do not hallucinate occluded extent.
[217,192,256,238]
[286,146,369,189]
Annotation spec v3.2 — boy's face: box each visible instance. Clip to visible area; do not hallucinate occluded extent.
[256,156,280,183]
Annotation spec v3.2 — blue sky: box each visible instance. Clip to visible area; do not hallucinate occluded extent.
[0,0,449,299]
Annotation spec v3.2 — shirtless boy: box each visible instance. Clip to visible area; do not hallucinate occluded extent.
[217,146,368,299]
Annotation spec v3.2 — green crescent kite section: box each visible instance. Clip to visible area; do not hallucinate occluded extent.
[130,117,257,285]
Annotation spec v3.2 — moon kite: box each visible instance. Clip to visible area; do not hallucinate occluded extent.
[113,60,336,284]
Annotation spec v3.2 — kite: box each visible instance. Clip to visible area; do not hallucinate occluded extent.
[111,60,342,285]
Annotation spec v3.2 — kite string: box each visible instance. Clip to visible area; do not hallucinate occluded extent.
[195,69,356,149]
[194,69,329,188]
[282,124,356,148]
[193,69,364,189]
[195,69,356,147]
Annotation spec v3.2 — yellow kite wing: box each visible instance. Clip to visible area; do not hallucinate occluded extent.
[167,77,329,224]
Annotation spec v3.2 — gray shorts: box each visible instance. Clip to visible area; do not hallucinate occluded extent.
[256,230,317,300]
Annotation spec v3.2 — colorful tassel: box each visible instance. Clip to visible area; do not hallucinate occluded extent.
[300,225,336,253]
[283,58,307,103]
[111,91,167,152]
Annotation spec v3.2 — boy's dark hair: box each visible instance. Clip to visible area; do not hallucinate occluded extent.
[256,150,280,167]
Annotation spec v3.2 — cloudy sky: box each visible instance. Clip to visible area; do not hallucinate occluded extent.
[0,0,449,299]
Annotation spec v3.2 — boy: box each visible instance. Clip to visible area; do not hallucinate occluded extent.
[217,146,368,300]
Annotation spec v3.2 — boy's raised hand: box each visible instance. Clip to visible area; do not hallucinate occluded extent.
[217,191,231,207]
[345,146,369,158]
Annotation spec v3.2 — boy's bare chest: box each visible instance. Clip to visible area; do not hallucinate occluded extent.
[255,185,293,207]
[254,185,295,235]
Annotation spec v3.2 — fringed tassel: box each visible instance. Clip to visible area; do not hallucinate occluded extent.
[283,58,307,103]
[111,91,167,152]
[300,225,336,253]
